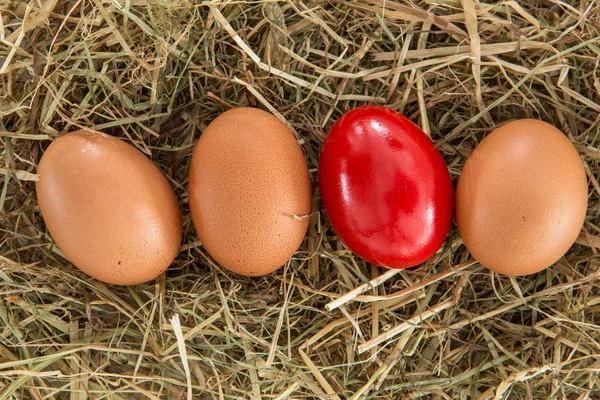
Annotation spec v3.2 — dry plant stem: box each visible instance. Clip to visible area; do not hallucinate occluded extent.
[298,348,341,400]
[326,268,401,311]
[266,271,294,367]
[461,0,490,125]
[358,276,469,354]
[301,292,425,352]
[171,312,200,400]
[372,41,554,61]
[327,260,475,310]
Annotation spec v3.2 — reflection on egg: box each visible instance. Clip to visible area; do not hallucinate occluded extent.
[188,108,312,277]
[456,119,588,276]
[36,130,182,285]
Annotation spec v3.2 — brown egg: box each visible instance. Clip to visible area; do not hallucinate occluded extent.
[189,108,311,276]
[36,130,182,285]
[456,119,588,276]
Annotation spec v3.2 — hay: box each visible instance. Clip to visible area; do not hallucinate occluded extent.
[1,0,600,398]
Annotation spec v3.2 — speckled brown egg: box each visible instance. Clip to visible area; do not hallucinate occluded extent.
[188,108,312,276]
[36,130,182,285]
[456,119,588,276]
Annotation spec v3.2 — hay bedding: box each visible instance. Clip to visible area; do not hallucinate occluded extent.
[1,0,600,399]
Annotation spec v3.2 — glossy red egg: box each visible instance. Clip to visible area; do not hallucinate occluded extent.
[319,106,454,268]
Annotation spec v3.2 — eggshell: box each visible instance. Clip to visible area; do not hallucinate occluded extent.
[319,106,454,268]
[36,130,182,285]
[188,108,311,276]
[456,119,588,276]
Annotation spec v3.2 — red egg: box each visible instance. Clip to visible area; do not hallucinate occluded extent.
[319,106,454,268]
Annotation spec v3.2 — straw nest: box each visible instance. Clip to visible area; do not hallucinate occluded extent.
[1,1,599,399]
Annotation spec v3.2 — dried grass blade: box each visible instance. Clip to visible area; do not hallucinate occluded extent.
[170,314,193,400]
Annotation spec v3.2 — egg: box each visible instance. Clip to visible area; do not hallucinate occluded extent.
[319,106,454,268]
[36,130,182,285]
[188,108,311,276]
[456,119,588,276]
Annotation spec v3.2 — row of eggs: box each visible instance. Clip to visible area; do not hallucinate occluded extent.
[36,106,588,285]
